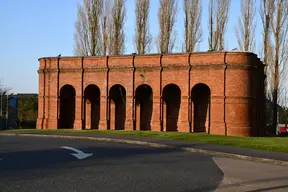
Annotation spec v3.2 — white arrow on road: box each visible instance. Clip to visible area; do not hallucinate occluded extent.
[61,146,93,160]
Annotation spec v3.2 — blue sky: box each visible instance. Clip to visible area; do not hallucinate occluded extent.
[0,0,263,94]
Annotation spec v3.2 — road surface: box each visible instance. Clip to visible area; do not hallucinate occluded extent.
[0,136,223,192]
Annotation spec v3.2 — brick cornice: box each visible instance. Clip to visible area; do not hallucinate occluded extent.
[39,63,257,73]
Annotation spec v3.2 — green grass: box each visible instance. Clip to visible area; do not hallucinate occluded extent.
[2,129,288,153]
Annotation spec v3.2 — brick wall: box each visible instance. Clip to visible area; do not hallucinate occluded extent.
[36,52,265,136]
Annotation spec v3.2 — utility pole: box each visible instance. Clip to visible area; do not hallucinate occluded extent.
[6,94,8,129]
[0,95,2,130]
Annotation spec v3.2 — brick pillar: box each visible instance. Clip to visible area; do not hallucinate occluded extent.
[99,96,107,130]
[42,95,49,129]
[110,101,115,130]
[162,102,167,132]
[178,97,190,132]
[74,96,83,130]
[151,98,161,131]
[136,104,140,131]
[46,96,58,129]
[36,96,44,129]
[36,70,45,129]
[191,100,194,132]
[125,97,133,131]
[85,100,91,129]
[210,96,225,135]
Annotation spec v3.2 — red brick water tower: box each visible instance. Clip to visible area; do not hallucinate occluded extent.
[36,52,265,136]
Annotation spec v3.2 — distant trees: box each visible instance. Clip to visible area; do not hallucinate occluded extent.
[234,0,256,52]
[0,80,12,130]
[208,0,231,51]
[134,0,152,54]
[70,0,288,133]
[183,0,202,52]
[74,0,126,56]
[109,0,126,55]
[100,0,112,56]
[74,0,103,56]
[157,0,178,53]
[17,96,38,129]
[269,0,288,133]
[0,79,10,97]
[259,0,288,133]
[260,0,274,98]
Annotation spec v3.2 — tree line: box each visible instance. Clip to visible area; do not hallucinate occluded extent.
[73,0,288,134]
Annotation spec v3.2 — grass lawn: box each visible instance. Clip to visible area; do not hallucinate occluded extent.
[1,129,288,153]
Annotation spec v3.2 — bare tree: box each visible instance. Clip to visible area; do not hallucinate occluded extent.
[109,0,126,55]
[74,4,89,56]
[183,0,202,52]
[73,0,103,56]
[157,0,178,53]
[100,0,112,56]
[215,0,231,50]
[266,41,276,101]
[234,0,256,51]
[208,0,215,50]
[134,0,152,54]
[270,0,288,132]
[260,0,274,97]
[207,0,231,51]
[0,79,11,129]
[0,80,10,96]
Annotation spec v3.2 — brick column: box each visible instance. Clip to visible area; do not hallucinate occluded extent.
[109,101,115,130]
[46,96,58,129]
[125,97,134,131]
[85,100,91,129]
[42,95,49,129]
[36,96,44,129]
[74,96,83,130]
[151,97,161,131]
[210,96,225,135]
[178,97,190,132]
[36,70,45,129]
[136,103,140,131]
[162,102,167,132]
[99,96,107,130]
[190,100,194,132]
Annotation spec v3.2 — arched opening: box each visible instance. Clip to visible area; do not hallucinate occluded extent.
[191,83,211,133]
[59,84,76,129]
[84,84,100,129]
[135,84,153,131]
[109,84,126,130]
[162,84,181,131]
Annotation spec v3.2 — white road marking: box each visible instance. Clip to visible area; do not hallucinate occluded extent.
[61,146,93,160]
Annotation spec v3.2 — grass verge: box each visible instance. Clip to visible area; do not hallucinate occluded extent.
[1,129,288,153]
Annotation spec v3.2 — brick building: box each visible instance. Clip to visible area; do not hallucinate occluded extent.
[36,52,265,136]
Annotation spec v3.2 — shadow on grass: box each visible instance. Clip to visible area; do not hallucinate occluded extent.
[1,129,288,153]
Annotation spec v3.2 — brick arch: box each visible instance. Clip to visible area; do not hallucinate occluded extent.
[191,83,211,133]
[162,84,181,131]
[109,84,126,130]
[59,84,76,129]
[135,84,153,131]
[84,84,100,130]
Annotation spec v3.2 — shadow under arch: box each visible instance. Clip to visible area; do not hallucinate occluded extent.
[162,84,181,132]
[84,84,100,129]
[135,84,153,131]
[191,83,211,133]
[59,84,76,129]
[109,84,126,130]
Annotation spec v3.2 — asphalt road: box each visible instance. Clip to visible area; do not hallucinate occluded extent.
[0,136,223,192]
